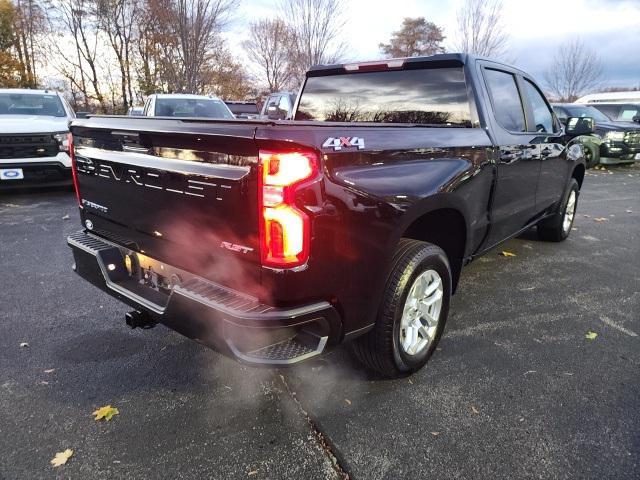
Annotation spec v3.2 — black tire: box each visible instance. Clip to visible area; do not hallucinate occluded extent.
[537,178,579,242]
[351,239,451,378]
[583,143,599,169]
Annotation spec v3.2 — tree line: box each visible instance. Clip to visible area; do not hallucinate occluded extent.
[0,0,612,113]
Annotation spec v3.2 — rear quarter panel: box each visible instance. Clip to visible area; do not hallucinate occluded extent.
[256,124,495,335]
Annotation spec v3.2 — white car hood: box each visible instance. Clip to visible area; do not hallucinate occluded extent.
[0,115,70,134]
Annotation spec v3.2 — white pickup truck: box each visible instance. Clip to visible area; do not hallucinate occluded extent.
[0,89,75,188]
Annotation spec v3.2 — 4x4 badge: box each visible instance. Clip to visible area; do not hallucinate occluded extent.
[322,136,365,151]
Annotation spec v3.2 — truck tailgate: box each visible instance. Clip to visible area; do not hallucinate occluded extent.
[71,117,262,290]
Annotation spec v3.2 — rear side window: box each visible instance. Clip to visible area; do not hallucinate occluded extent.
[296,67,473,127]
[484,69,526,132]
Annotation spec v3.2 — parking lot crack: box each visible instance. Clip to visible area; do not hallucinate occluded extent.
[277,374,351,480]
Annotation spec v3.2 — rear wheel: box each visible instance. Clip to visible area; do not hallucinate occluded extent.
[351,239,451,378]
[538,179,579,242]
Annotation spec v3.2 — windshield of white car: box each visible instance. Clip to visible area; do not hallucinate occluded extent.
[154,98,234,119]
[562,105,611,123]
[0,93,66,117]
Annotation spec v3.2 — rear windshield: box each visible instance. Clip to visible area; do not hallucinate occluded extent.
[0,93,66,117]
[227,103,258,114]
[295,67,473,126]
[155,98,234,119]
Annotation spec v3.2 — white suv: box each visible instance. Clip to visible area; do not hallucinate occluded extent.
[0,89,75,188]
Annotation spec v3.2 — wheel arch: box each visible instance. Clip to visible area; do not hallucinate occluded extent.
[395,197,470,294]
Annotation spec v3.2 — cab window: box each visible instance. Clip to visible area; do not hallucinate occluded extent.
[484,68,526,132]
[523,79,555,133]
[277,95,289,117]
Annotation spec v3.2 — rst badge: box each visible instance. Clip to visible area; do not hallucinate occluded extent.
[322,136,365,151]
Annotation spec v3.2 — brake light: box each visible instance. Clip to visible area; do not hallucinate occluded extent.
[259,151,318,268]
[343,59,405,72]
[68,133,82,208]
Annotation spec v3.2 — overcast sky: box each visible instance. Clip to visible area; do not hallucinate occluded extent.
[226,0,640,89]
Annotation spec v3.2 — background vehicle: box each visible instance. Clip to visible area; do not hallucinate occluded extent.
[127,106,144,116]
[142,94,235,119]
[553,103,640,165]
[589,103,640,124]
[225,101,260,119]
[575,91,640,104]
[0,89,75,188]
[260,91,296,120]
[67,54,587,378]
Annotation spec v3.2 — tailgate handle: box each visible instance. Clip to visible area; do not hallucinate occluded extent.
[123,145,150,154]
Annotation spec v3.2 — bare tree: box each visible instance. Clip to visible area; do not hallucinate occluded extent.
[379,17,445,58]
[171,0,238,93]
[95,0,139,111]
[453,0,509,59]
[243,18,294,92]
[46,0,110,112]
[544,38,605,102]
[12,0,46,87]
[281,0,345,83]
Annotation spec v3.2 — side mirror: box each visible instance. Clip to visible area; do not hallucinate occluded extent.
[632,115,640,124]
[565,116,596,136]
[76,111,89,119]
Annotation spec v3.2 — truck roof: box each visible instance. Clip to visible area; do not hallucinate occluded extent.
[306,52,521,76]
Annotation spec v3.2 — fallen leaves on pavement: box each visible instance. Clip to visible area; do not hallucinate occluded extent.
[593,217,608,222]
[344,399,352,405]
[248,470,259,476]
[19,342,29,348]
[585,331,598,340]
[500,251,517,257]
[51,449,73,467]
[471,405,480,415]
[430,431,440,436]
[92,405,119,421]
[44,369,55,373]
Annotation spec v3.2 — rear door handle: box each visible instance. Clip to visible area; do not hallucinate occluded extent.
[541,147,552,157]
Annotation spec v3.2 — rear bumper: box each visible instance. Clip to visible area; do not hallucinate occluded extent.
[67,230,341,365]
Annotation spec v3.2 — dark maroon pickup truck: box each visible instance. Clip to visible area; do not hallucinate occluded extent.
[67,54,590,377]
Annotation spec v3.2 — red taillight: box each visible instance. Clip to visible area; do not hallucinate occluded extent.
[259,150,318,268]
[68,133,82,208]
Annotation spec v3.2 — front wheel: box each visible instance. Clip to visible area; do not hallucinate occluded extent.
[583,143,599,169]
[351,239,451,378]
[537,178,579,242]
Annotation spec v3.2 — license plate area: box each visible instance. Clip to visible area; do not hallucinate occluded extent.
[0,168,24,180]
[123,251,182,296]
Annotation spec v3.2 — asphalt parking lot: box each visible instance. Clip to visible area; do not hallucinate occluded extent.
[1,164,638,480]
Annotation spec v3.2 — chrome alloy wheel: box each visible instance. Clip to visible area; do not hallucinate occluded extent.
[563,190,577,234]
[399,269,443,356]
